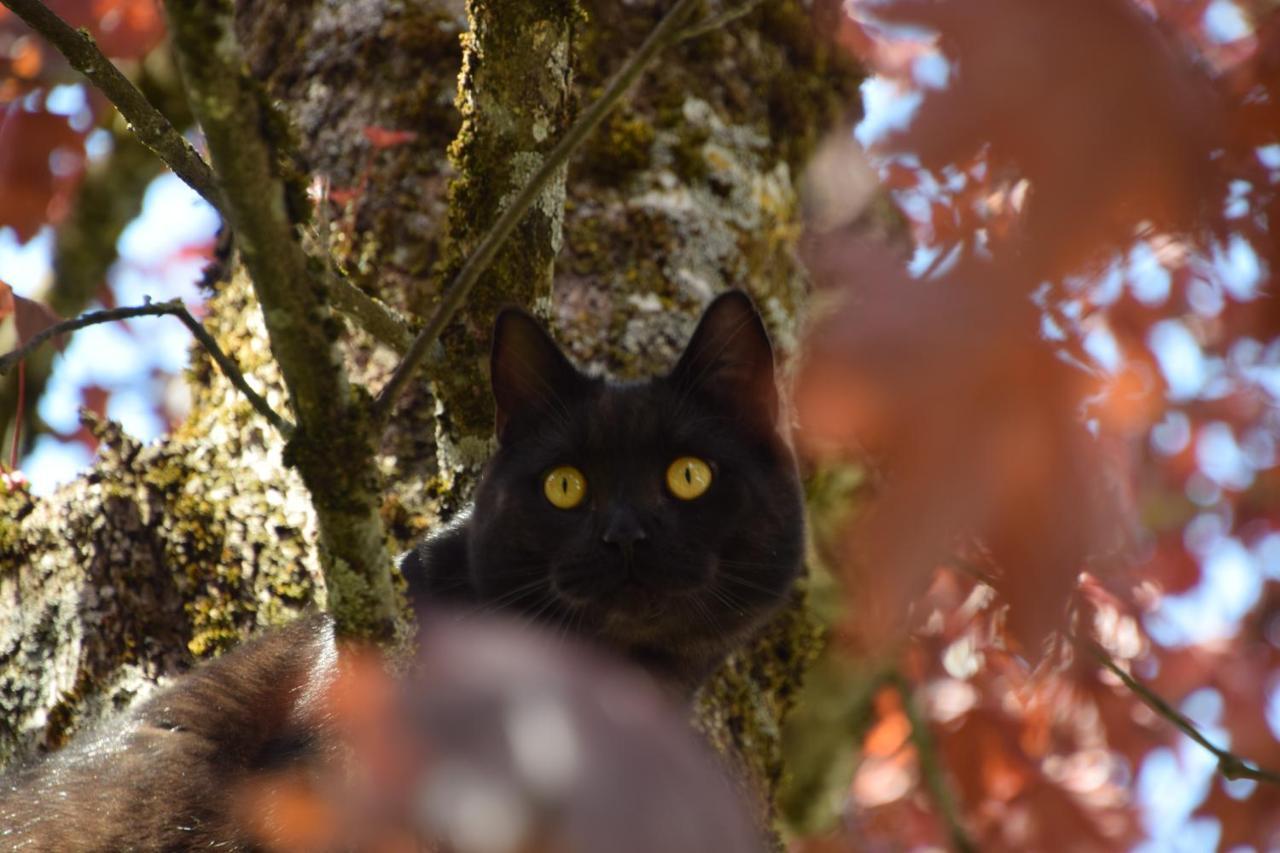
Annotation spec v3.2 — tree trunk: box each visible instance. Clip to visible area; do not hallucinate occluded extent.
[0,0,862,831]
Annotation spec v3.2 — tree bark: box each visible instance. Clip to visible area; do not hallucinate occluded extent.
[0,0,863,832]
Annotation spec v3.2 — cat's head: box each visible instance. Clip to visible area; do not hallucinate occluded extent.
[467,291,805,686]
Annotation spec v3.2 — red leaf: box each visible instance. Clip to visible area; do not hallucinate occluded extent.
[362,126,418,149]
[328,186,362,206]
[797,247,1137,654]
[0,279,14,324]
[0,107,87,241]
[853,0,1228,279]
[13,293,64,350]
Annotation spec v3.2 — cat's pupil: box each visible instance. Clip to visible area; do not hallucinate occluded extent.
[683,466,692,484]
[560,477,569,493]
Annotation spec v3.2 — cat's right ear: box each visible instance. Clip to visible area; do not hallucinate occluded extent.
[491,309,587,442]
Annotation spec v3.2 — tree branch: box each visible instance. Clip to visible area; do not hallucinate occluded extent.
[170,304,294,436]
[8,0,422,363]
[680,0,767,41]
[0,0,226,214]
[0,299,292,435]
[164,0,396,641]
[324,267,414,354]
[369,0,704,424]
[1090,643,1280,786]
[890,672,978,853]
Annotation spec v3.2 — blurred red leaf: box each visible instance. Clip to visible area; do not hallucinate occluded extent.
[46,0,163,58]
[362,125,417,149]
[51,384,112,455]
[13,292,63,350]
[1,279,65,353]
[854,0,1228,280]
[1198,777,1280,849]
[0,1,164,99]
[797,248,1136,654]
[0,279,14,324]
[0,107,86,241]
[327,185,362,207]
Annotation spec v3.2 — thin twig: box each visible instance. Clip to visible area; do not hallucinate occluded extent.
[0,300,176,373]
[1,0,225,214]
[169,306,294,436]
[889,672,978,853]
[0,299,293,435]
[1091,643,1280,786]
[370,0,704,423]
[679,0,766,41]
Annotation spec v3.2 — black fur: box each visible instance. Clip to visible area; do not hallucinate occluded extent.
[0,616,335,851]
[402,291,805,690]
[0,294,794,849]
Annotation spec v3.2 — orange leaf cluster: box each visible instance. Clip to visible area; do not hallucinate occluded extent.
[792,0,1280,846]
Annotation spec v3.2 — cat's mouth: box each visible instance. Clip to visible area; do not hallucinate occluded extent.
[554,575,667,616]
[550,568,717,646]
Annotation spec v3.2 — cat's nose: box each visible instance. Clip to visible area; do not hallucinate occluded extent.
[602,508,647,547]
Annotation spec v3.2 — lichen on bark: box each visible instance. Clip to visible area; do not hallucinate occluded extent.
[165,0,397,640]
[425,0,581,463]
[0,401,320,767]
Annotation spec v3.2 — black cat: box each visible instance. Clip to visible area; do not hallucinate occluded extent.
[0,615,765,852]
[0,291,800,850]
[402,290,806,690]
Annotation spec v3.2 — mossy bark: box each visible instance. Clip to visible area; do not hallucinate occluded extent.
[165,0,397,641]
[425,0,580,467]
[0,0,866,837]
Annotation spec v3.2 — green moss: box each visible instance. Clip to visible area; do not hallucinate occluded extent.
[424,0,583,441]
[580,107,655,185]
[249,75,313,228]
[187,626,243,658]
[672,122,712,184]
[695,590,826,820]
[0,477,33,559]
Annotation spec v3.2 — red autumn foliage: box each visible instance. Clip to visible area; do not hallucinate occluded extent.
[361,125,418,149]
[0,106,86,241]
[0,0,163,97]
[794,0,1280,847]
[0,0,161,239]
[1,277,64,349]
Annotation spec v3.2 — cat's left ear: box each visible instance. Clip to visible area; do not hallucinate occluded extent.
[668,290,779,430]
[491,308,589,442]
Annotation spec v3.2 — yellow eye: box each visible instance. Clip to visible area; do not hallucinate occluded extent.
[666,456,712,500]
[544,466,587,509]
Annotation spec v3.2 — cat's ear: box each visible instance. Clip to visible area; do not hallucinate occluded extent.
[668,290,779,429]
[491,308,587,441]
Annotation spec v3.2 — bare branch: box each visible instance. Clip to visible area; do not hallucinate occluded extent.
[1091,643,1280,786]
[0,299,292,435]
[169,306,294,436]
[0,0,225,214]
[680,0,767,41]
[890,672,978,853]
[370,0,704,424]
[164,0,396,641]
[324,268,414,354]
